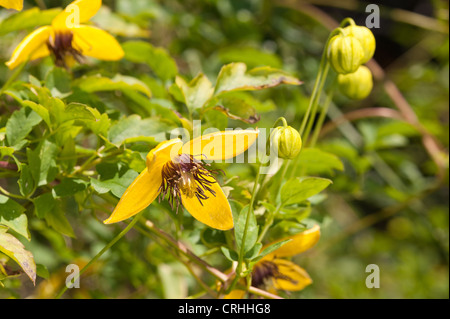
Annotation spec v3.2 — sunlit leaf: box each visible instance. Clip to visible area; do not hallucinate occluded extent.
[0,227,36,285]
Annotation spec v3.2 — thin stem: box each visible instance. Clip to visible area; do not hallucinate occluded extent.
[301,62,331,145]
[309,81,336,148]
[227,162,263,293]
[0,61,27,96]
[54,211,144,299]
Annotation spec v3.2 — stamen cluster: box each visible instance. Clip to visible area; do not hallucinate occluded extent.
[159,154,219,211]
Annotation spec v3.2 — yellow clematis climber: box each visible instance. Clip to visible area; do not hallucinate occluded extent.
[225,224,321,298]
[0,0,23,11]
[104,130,259,230]
[5,0,124,69]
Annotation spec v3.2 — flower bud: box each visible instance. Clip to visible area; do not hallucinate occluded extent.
[337,65,373,100]
[343,25,376,64]
[327,33,364,74]
[270,126,302,160]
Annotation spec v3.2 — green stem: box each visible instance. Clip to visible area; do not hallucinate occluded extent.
[0,61,27,96]
[301,62,331,144]
[309,81,337,148]
[54,211,144,299]
[226,162,263,293]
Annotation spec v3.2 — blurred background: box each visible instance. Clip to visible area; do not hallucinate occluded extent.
[0,0,448,299]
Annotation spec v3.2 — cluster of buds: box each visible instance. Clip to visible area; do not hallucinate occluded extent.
[327,20,376,100]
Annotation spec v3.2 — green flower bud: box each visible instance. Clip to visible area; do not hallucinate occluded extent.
[343,25,376,64]
[328,33,364,74]
[337,65,373,100]
[270,126,302,160]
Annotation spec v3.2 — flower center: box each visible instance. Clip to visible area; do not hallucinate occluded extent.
[159,154,220,212]
[47,31,84,68]
[251,260,298,288]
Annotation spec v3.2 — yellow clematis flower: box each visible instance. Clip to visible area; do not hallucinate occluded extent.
[0,0,23,11]
[225,224,321,298]
[6,0,124,69]
[104,130,259,230]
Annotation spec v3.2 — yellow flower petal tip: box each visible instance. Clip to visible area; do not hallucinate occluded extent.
[182,129,259,161]
[0,0,23,11]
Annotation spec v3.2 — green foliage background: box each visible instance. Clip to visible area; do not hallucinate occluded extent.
[0,0,448,298]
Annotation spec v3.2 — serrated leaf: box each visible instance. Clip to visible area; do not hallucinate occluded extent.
[214,62,302,95]
[0,195,29,240]
[0,228,36,285]
[6,108,42,149]
[281,177,332,207]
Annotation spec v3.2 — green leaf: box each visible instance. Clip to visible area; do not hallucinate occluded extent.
[52,179,88,198]
[218,47,283,69]
[244,243,262,261]
[252,239,291,263]
[20,101,51,129]
[174,74,214,113]
[44,207,75,238]
[27,140,58,187]
[211,94,260,124]
[123,41,178,81]
[297,148,344,176]
[0,195,29,240]
[280,177,332,207]
[234,206,259,254]
[91,164,139,198]
[6,108,42,148]
[0,7,61,35]
[75,74,152,98]
[108,115,175,146]
[0,228,36,285]
[221,246,239,262]
[214,62,302,96]
[33,193,55,219]
[45,66,72,98]
[18,164,35,197]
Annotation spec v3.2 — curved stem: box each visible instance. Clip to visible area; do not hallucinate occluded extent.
[54,211,144,299]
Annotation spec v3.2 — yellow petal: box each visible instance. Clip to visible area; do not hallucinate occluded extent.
[52,0,101,29]
[181,129,259,161]
[103,167,161,224]
[104,139,182,224]
[0,0,23,10]
[6,26,52,69]
[265,224,320,258]
[72,25,124,61]
[271,259,312,291]
[29,44,51,61]
[181,181,233,230]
